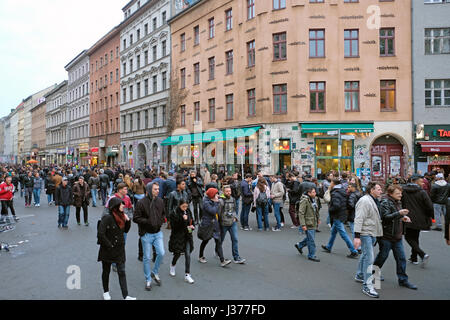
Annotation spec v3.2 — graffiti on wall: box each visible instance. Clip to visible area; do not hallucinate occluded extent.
[354,144,370,166]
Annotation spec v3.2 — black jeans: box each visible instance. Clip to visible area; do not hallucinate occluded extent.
[75,204,88,224]
[192,197,202,223]
[199,238,224,262]
[100,188,108,206]
[405,228,425,261]
[172,241,192,274]
[1,200,16,217]
[101,261,128,298]
[279,207,285,223]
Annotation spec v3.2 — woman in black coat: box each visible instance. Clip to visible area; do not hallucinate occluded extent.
[168,200,195,284]
[97,197,135,300]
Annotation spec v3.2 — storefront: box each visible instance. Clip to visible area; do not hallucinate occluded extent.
[106,146,120,167]
[89,147,99,166]
[271,138,292,175]
[78,143,90,166]
[415,125,450,176]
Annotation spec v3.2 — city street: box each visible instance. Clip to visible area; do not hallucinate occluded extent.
[1,193,449,300]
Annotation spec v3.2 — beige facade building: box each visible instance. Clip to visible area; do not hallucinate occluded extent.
[31,100,47,166]
[167,0,412,182]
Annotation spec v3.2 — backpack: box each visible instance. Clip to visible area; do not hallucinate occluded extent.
[256,189,268,207]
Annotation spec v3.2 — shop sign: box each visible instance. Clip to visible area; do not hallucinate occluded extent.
[91,147,99,153]
[271,139,291,153]
[433,129,450,138]
[57,148,66,154]
[99,139,105,148]
[428,155,450,165]
[341,135,355,140]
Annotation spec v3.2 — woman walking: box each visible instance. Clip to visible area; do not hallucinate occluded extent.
[198,188,231,267]
[97,197,136,300]
[169,200,195,284]
[45,173,56,205]
[32,172,43,207]
[132,176,146,206]
[73,176,90,226]
[88,171,100,207]
[254,177,271,231]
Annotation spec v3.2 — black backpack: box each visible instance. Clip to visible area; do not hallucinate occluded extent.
[256,190,268,207]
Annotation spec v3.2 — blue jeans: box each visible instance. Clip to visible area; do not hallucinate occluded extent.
[273,202,282,229]
[298,229,317,259]
[33,188,41,205]
[47,193,53,204]
[325,219,357,254]
[221,222,240,260]
[235,198,240,219]
[433,204,446,228]
[134,194,145,203]
[241,203,251,228]
[58,206,71,227]
[256,205,269,230]
[108,181,114,197]
[356,236,377,289]
[141,231,165,282]
[91,189,98,206]
[374,239,408,283]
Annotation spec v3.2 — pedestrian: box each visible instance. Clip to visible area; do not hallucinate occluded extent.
[133,182,166,291]
[253,177,271,231]
[167,177,190,219]
[132,176,146,205]
[228,173,241,219]
[168,199,195,284]
[294,187,321,262]
[270,175,284,231]
[32,172,43,207]
[322,179,359,259]
[187,170,204,225]
[23,171,34,207]
[430,173,449,231]
[401,174,434,267]
[240,173,254,231]
[45,173,56,205]
[198,188,231,267]
[88,170,100,207]
[105,167,115,197]
[286,173,301,229]
[360,174,369,193]
[97,197,136,300]
[73,176,90,226]
[0,176,18,223]
[353,182,384,298]
[347,182,363,249]
[373,185,418,290]
[99,169,110,206]
[55,177,73,229]
[219,185,246,264]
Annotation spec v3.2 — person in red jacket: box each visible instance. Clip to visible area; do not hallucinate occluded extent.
[0,176,18,223]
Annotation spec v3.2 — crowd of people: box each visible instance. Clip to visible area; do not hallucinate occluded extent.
[0,163,448,300]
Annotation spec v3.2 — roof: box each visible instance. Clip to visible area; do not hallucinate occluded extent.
[44,80,68,98]
[65,50,88,70]
[168,0,204,25]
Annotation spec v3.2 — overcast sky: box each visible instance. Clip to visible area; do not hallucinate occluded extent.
[0,0,125,118]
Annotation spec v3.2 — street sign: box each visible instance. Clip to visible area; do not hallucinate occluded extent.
[237,146,246,156]
[327,130,338,135]
[192,150,200,158]
[341,135,355,140]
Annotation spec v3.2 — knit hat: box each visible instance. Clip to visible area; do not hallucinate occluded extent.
[206,188,218,199]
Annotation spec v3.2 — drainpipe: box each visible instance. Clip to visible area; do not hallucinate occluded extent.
[411,1,416,174]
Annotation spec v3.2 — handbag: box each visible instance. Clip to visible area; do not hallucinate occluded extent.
[197,221,214,241]
[324,189,331,203]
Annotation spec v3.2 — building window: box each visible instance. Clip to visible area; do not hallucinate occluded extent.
[162,105,166,126]
[273,84,287,114]
[123,62,126,76]
[180,105,186,126]
[310,29,325,57]
[181,68,186,89]
[425,28,450,55]
[180,33,186,52]
[209,18,215,39]
[225,9,232,31]
[153,17,157,31]
[162,11,166,24]
[162,40,166,56]
[137,112,141,131]
[247,0,255,20]
[153,75,157,93]
[273,0,286,10]
[137,29,140,41]
[137,82,141,99]
[116,69,119,81]
[144,50,148,65]
[208,57,215,80]
[194,25,200,45]
[209,98,215,122]
[144,110,149,129]
[110,72,113,84]
[129,114,133,132]
[162,72,167,90]
[344,81,360,111]
[380,28,395,56]
[226,50,233,74]
[123,88,127,103]
[344,29,359,57]
[248,89,256,116]
[130,34,133,46]
[273,32,287,61]
[380,80,396,111]
[137,55,141,69]
[129,85,133,101]
[247,40,255,67]
[153,108,158,127]
[194,102,200,122]
[144,79,149,96]
[194,63,200,85]
[153,45,157,62]
[310,82,326,112]
[144,23,148,36]
[425,79,450,107]
[226,94,234,120]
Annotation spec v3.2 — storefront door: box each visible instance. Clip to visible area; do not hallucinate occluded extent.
[371,144,404,184]
[315,138,354,180]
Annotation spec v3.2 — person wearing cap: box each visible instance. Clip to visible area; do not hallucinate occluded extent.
[73,176,91,226]
[97,197,136,300]
[401,174,434,266]
[199,188,231,267]
[430,173,449,231]
[55,177,73,229]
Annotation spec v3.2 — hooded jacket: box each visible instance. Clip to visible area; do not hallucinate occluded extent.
[297,194,320,230]
[430,180,449,205]
[55,183,73,206]
[401,183,434,231]
[0,182,15,201]
[133,194,166,236]
[354,195,383,238]
[329,185,348,222]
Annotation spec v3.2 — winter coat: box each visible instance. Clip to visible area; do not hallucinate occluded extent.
[33,177,43,190]
[219,195,237,227]
[88,176,99,190]
[329,185,348,223]
[201,196,221,240]
[347,190,362,223]
[354,195,383,238]
[133,195,166,236]
[230,179,241,200]
[99,174,110,189]
[45,176,56,195]
[72,182,90,207]
[0,182,15,201]
[380,196,405,241]
[430,180,449,205]
[253,185,271,208]
[23,176,34,188]
[187,177,204,199]
[271,180,285,204]
[164,177,176,198]
[297,194,320,230]
[168,207,194,254]
[241,180,253,205]
[401,183,434,231]
[55,184,73,207]
[132,182,146,195]
[97,211,131,264]
[286,180,301,205]
[167,189,190,217]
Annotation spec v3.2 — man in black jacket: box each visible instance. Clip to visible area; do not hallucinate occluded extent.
[134,182,166,291]
[286,173,301,228]
[99,169,110,206]
[23,171,34,207]
[187,170,204,224]
[430,173,449,231]
[240,174,253,231]
[55,177,73,229]
[322,179,359,258]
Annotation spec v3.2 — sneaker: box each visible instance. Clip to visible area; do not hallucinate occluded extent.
[272,227,281,232]
[347,252,359,259]
[243,227,249,231]
[264,228,269,232]
[233,257,246,264]
[221,259,232,267]
[103,292,111,300]
[420,254,429,268]
[321,245,331,253]
[408,258,419,265]
[85,222,89,227]
[13,216,19,222]
[355,274,364,283]
[145,281,152,291]
[327,223,331,228]
[358,249,362,255]
[308,257,320,262]
[294,243,303,255]
[290,225,297,229]
[170,265,176,277]
[184,274,195,284]
[362,286,379,298]
[151,273,161,286]
[280,223,285,227]
[198,257,207,264]
[315,229,321,233]
[77,222,81,226]
[124,296,137,300]
[112,265,117,272]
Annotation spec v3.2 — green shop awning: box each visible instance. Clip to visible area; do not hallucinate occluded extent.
[301,123,374,134]
[161,126,261,146]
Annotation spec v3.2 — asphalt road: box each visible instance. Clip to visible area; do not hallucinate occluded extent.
[1,193,449,300]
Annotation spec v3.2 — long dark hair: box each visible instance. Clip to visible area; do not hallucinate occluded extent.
[257,177,267,193]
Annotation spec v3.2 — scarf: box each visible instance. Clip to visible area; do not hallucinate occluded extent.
[112,209,126,229]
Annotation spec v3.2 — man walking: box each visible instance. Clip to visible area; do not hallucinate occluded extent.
[286,173,301,229]
[23,171,34,208]
[55,177,73,229]
[99,169,110,206]
[187,170,204,224]
[240,174,253,231]
[353,182,383,298]
[72,176,90,226]
[430,173,449,231]
[0,176,18,223]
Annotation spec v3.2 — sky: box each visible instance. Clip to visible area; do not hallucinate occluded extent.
[0,0,125,117]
